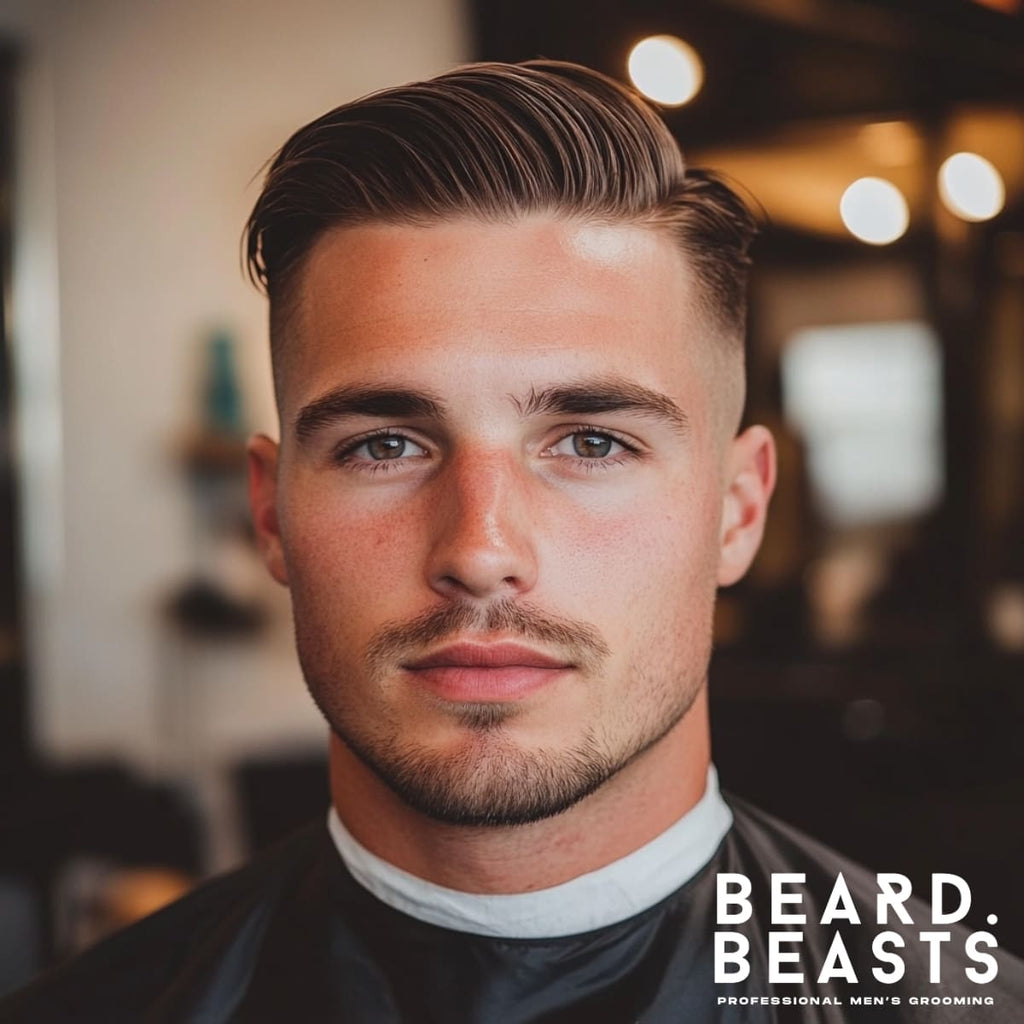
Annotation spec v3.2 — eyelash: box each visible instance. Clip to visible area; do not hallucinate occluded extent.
[549,425,643,472]
[332,428,420,475]
[331,425,644,475]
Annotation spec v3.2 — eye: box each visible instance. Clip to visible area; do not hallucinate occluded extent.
[337,432,428,465]
[363,435,424,461]
[546,430,632,460]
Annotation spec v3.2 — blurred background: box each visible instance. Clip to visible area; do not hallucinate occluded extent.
[0,0,1022,992]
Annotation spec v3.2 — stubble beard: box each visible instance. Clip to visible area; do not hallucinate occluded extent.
[297,598,707,828]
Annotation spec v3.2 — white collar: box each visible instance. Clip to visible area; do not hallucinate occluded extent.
[327,765,732,939]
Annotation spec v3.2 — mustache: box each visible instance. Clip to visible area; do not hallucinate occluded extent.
[365,598,610,675]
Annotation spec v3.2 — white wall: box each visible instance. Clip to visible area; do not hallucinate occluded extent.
[2,0,470,765]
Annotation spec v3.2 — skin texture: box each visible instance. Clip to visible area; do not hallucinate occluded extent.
[248,217,775,893]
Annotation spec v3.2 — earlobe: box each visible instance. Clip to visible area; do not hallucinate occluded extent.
[717,425,777,587]
[247,433,289,586]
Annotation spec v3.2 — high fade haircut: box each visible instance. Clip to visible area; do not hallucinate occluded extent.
[244,59,757,398]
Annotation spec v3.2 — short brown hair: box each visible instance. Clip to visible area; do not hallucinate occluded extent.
[244,60,757,375]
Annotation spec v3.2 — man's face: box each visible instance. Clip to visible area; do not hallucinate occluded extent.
[250,216,772,827]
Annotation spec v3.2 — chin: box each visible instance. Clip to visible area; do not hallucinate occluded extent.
[331,717,618,827]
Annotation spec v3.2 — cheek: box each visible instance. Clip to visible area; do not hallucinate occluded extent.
[279,480,426,627]
[548,480,723,627]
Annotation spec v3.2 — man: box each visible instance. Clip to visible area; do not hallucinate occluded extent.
[3,60,1022,1023]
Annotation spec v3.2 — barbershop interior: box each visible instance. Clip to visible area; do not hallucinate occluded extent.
[0,0,1022,991]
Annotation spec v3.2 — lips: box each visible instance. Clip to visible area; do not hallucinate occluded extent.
[405,642,571,671]
[403,642,573,701]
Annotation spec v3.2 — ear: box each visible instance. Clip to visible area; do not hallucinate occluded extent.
[247,433,289,586]
[717,425,777,587]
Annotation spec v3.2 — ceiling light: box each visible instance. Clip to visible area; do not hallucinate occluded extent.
[840,177,909,245]
[939,152,1005,222]
[627,36,703,107]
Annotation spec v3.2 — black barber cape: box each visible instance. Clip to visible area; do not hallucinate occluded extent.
[3,797,1023,1023]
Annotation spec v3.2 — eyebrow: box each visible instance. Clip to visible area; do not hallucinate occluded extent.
[294,384,447,443]
[294,375,689,444]
[514,377,690,436]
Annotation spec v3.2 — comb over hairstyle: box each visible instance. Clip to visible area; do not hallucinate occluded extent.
[244,60,757,366]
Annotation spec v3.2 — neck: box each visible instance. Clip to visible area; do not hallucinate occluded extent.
[329,687,711,894]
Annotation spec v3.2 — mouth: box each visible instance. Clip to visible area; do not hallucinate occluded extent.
[403,641,574,701]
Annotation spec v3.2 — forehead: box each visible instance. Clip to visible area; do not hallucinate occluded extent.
[283,216,708,411]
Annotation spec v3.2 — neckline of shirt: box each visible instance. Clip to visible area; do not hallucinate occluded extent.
[326,764,732,939]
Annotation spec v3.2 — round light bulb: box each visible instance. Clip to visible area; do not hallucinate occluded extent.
[627,36,703,107]
[840,177,909,245]
[939,152,1005,222]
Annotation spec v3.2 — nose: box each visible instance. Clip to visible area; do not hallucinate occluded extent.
[425,448,539,601]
